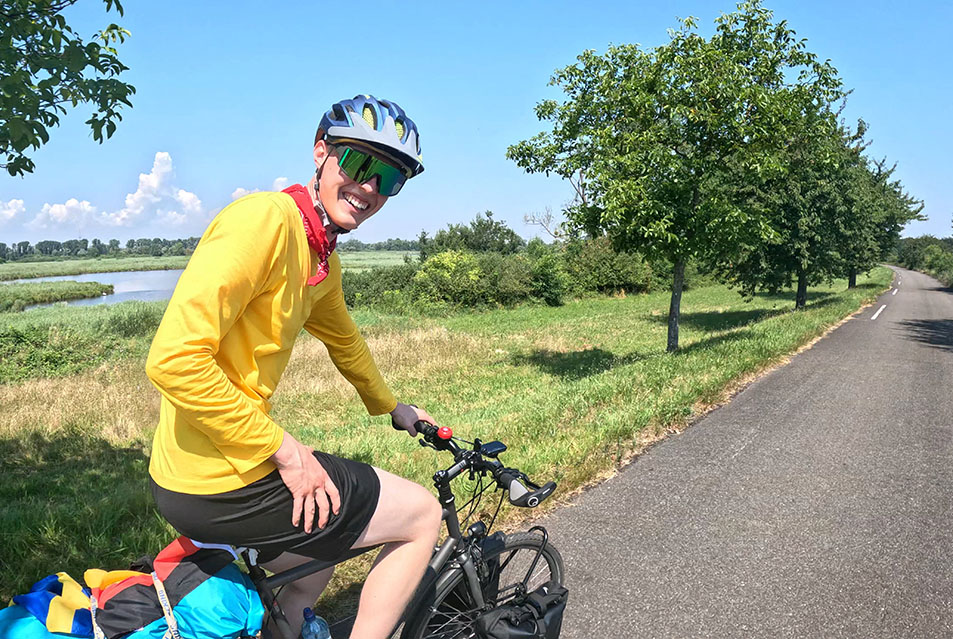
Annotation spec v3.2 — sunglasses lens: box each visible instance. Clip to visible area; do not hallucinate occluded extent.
[337,147,407,196]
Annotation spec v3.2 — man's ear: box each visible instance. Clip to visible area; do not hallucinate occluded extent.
[313,139,331,169]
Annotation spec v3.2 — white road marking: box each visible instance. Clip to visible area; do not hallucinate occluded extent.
[871,305,887,321]
[892,289,898,295]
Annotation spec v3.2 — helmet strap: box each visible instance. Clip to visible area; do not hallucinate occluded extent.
[313,158,351,236]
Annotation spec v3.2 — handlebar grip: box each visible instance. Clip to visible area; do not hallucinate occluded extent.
[497,471,557,508]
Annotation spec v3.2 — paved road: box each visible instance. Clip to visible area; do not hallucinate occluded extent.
[541,267,953,638]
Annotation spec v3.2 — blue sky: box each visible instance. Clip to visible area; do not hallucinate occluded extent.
[1,0,950,244]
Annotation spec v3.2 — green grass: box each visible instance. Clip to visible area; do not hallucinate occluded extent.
[0,301,164,383]
[0,281,113,312]
[0,268,892,606]
[338,250,417,271]
[0,256,190,281]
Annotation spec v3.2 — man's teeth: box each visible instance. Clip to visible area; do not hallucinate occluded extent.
[343,193,368,211]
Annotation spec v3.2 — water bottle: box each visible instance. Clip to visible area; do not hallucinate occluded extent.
[300,607,331,639]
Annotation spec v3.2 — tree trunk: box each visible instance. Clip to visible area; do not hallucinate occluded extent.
[795,269,808,310]
[667,259,686,352]
[848,268,857,288]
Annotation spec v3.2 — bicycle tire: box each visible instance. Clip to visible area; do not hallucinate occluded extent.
[401,532,565,639]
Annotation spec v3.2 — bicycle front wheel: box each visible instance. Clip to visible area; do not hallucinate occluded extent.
[402,532,565,639]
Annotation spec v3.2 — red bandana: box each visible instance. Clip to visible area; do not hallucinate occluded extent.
[282,184,337,286]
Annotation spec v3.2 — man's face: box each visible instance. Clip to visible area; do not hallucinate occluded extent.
[313,140,388,231]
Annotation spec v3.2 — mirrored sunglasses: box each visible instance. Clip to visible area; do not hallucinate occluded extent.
[336,146,409,196]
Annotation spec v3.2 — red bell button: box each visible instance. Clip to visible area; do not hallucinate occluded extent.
[437,426,453,440]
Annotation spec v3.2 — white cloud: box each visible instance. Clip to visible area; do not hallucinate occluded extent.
[0,199,25,224]
[28,198,97,230]
[231,187,257,200]
[231,177,292,201]
[158,210,187,226]
[96,152,205,228]
[175,189,202,214]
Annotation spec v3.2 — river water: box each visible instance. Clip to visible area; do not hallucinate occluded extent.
[15,269,185,308]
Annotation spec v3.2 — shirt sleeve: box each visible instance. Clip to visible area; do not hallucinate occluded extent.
[145,195,287,474]
[303,264,397,416]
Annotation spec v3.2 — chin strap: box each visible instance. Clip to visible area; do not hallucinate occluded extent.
[313,166,351,236]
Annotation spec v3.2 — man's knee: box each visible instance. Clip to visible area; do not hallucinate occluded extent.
[400,482,442,539]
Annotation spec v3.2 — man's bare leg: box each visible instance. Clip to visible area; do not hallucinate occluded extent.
[261,553,335,637]
[348,468,442,639]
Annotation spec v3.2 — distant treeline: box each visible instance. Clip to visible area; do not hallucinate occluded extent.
[0,237,201,261]
[0,236,421,262]
[895,236,953,286]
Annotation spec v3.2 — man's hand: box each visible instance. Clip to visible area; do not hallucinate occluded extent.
[270,432,340,533]
[390,402,436,436]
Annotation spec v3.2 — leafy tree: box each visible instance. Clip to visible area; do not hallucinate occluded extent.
[720,107,849,309]
[108,238,119,252]
[1,0,135,176]
[35,239,61,255]
[419,211,524,260]
[509,1,841,350]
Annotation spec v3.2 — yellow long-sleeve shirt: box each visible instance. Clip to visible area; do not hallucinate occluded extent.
[146,191,397,494]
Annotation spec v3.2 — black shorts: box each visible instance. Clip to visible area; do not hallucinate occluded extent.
[150,451,381,564]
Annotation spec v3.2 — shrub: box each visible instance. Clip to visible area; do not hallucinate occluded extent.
[565,237,653,295]
[342,262,420,308]
[476,253,533,306]
[412,251,482,306]
[531,252,569,306]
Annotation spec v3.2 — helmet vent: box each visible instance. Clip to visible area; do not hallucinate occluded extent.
[394,118,406,140]
[362,105,377,129]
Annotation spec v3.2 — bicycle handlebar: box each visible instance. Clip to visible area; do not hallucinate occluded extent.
[397,420,556,509]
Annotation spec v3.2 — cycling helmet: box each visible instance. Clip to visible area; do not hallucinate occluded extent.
[317,95,424,177]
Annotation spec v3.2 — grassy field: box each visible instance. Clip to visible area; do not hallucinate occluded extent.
[0,256,190,281]
[0,250,415,281]
[0,281,114,312]
[339,250,417,271]
[0,268,892,608]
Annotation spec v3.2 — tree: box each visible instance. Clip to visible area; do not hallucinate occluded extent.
[508,1,842,350]
[1,0,135,176]
[419,211,525,260]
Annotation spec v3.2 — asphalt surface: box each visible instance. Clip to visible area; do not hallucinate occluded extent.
[539,267,953,638]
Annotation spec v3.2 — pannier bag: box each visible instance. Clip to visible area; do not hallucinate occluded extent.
[475,581,568,639]
[87,537,264,639]
[0,537,263,639]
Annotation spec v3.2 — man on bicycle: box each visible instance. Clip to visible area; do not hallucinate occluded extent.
[145,94,442,639]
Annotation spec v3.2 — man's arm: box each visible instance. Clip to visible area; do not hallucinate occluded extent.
[303,277,398,416]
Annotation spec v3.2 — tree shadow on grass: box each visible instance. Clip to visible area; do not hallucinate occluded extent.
[512,348,648,380]
[0,430,163,603]
[646,292,836,331]
[894,319,953,352]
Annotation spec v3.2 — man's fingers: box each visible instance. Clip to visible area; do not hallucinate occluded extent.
[303,491,316,534]
[315,489,331,529]
[325,477,341,515]
[291,494,303,527]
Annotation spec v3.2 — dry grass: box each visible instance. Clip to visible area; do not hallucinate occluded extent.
[0,360,159,443]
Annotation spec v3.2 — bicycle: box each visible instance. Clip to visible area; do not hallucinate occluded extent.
[241,421,565,639]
